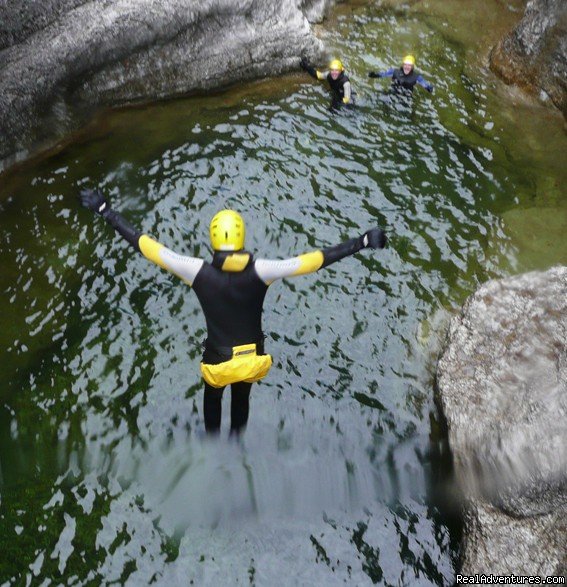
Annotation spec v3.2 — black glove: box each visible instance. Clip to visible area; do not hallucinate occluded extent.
[300,57,310,71]
[368,71,379,78]
[425,84,434,93]
[360,228,387,249]
[79,188,109,216]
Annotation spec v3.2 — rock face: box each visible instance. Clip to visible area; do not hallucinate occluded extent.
[437,267,567,576]
[490,0,567,118]
[0,0,330,173]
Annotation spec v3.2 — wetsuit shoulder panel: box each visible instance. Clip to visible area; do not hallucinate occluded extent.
[139,235,204,285]
[222,253,251,272]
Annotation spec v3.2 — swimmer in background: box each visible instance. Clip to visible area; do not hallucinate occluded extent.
[300,57,355,110]
[368,55,433,95]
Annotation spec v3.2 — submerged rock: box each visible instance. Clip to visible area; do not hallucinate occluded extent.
[0,0,329,173]
[501,207,567,270]
[437,267,567,575]
[490,0,567,118]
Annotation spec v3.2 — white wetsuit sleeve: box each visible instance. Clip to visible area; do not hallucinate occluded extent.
[254,251,324,285]
[138,234,204,286]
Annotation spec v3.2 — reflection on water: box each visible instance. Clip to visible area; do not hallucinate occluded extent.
[1,1,566,585]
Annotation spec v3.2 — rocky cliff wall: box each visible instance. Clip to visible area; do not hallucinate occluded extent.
[0,0,332,173]
[490,0,567,118]
[437,267,567,576]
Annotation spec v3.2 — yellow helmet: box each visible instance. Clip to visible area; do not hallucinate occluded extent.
[209,210,245,251]
[329,59,344,72]
[403,55,416,67]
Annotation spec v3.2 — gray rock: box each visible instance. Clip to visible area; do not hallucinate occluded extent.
[461,500,567,576]
[437,266,567,576]
[0,0,329,173]
[0,0,89,50]
[490,0,567,118]
[300,0,338,24]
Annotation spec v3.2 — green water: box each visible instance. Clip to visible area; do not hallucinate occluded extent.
[1,1,566,585]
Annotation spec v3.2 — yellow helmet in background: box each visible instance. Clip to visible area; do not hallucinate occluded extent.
[209,210,246,251]
[403,55,416,67]
[329,59,344,71]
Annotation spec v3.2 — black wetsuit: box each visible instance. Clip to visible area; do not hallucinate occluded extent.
[194,253,267,435]
[327,72,351,107]
[370,67,433,94]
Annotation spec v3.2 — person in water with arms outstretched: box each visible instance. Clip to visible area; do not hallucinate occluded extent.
[79,189,387,435]
[300,57,355,110]
[368,54,433,94]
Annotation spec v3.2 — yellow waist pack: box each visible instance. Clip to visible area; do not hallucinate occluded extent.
[200,343,272,388]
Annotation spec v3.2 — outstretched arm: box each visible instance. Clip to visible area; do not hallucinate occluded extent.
[368,67,395,79]
[300,57,327,81]
[342,81,352,104]
[79,189,203,285]
[254,228,386,285]
[416,75,433,93]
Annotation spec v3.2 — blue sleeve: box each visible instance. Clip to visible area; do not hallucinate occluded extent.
[378,68,396,78]
[416,75,433,92]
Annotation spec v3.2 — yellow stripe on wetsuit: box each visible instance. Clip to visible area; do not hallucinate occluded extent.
[139,235,168,269]
[292,251,324,275]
